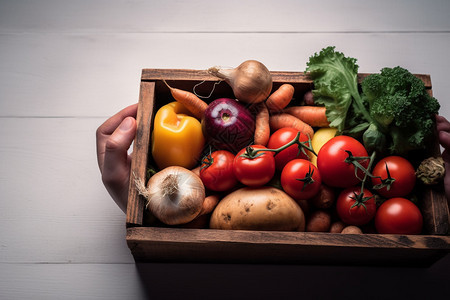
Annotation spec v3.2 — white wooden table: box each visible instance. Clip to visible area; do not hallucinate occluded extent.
[1,1,449,299]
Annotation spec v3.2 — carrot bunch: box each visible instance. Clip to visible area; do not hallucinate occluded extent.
[253,84,330,146]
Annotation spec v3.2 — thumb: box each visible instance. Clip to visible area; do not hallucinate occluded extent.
[102,117,137,178]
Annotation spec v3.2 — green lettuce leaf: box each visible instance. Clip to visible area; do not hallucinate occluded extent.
[305,46,364,132]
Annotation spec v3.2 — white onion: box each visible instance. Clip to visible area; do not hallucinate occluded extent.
[138,166,205,225]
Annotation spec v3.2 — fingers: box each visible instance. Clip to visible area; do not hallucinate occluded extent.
[102,116,137,174]
[439,131,450,151]
[436,114,450,133]
[102,116,137,212]
[96,103,138,171]
[103,116,137,170]
[437,115,450,150]
[98,103,138,135]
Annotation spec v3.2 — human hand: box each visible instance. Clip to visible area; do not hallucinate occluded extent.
[436,114,450,201]
[96,104,138,213]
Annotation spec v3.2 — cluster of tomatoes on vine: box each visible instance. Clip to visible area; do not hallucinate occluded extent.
[199,127,423,235]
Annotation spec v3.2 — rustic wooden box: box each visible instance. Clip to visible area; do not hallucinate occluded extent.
[126,69,450,266]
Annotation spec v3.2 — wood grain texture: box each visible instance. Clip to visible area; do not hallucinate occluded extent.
[2,261,450,299]
[126,81,155,227]
[127,227,449,266]
[0,118,133,264]
[420,122,450,234]
[142,69,433,88]
[0,263,144,300]
[1,33,448,118]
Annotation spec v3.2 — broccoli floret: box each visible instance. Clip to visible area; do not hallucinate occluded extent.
[362,66,440,154]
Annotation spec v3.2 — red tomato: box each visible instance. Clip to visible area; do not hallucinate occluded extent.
[336,186,377,226]
[200,150,237,191]
[281,159,322,201]
[371,156,416,198]
[233,145,275,187]
[267,127,311,171]
[375,197,423,235]
[317,136,369,188]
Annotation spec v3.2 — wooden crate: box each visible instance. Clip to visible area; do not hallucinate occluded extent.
[126,69,450,266]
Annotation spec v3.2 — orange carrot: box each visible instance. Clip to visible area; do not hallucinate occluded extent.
[269,113,314,139]
[265,84,295,112]
[253,103,270,146]
[283,106,330,127]
[199,194,221,216]
[164,80,208,120]
[190,166,201,177]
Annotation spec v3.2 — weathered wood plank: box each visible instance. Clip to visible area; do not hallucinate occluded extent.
[0,118,134,264]
[1,33,445,118]
[126,81,155,227]
[141,69,432,88]
[127,227,449,266]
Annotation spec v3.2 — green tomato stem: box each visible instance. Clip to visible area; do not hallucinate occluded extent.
[359,151,377,194]
[249,132,317,158]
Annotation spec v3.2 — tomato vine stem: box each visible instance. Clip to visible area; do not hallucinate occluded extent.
[241,132,316,160]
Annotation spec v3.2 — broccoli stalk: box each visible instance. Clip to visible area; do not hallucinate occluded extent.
[306,46,440,155]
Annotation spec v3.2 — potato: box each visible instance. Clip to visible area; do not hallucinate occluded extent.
[210,187,305,231]
[310,184,335,209]
[297,199,310,217]
[306,210,331,232]
[341,225,363,234]
[329,221,345,233]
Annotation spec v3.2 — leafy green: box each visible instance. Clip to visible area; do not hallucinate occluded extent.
[305,46,440,155]
[362,67,440,153]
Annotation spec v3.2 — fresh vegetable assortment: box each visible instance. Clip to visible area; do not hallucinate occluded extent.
[141,51,445,236]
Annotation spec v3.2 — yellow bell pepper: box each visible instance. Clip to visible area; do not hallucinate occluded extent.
[151,101,205,170]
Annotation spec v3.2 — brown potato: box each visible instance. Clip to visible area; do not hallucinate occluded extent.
[341,225,363,234]
[310,184,335,209]
[305,210,331,232]
[210,187,305,231]
[297,199,310,217]
[329,221,345,233]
